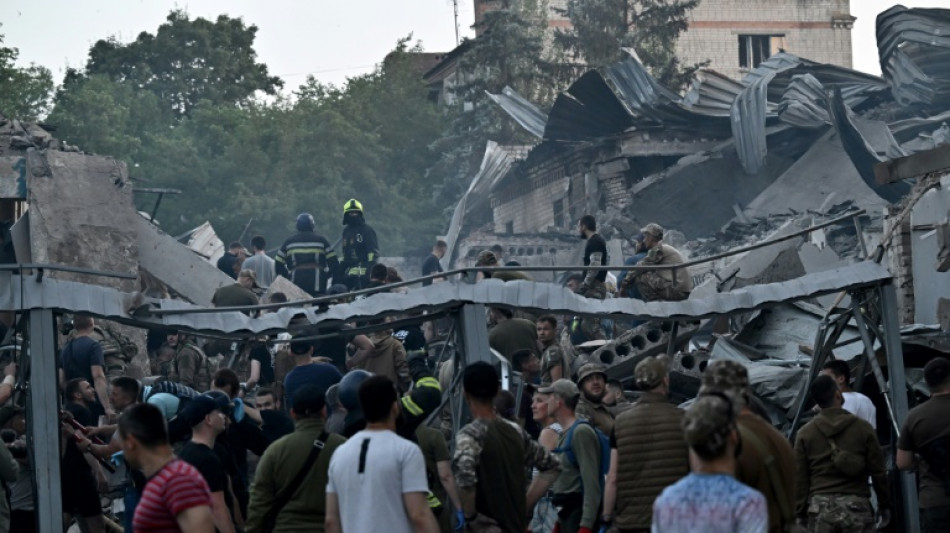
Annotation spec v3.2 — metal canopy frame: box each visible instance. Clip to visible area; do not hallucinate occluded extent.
[7,260,913,532]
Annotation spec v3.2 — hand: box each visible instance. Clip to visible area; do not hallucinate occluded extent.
[454,510,465,531]
[232,397,245,423]
[3,362,15,377]
[877,508,891,530]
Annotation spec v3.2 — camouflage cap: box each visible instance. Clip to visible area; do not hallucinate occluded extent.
[475,250,498,266]
[700,360,749,393]
[538,378,579,401]
[683,394,735,451]
[641,223,664,240]
[635,355,670,390]
[577,363,608,384]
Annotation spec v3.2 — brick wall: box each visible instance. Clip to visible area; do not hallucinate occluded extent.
[676,0,853,80]
[493,177,571,233]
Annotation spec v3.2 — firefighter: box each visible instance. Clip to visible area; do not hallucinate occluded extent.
[275,213,337,296]
[338,199,379,290]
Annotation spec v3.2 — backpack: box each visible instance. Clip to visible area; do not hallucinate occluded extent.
[553,419,611,489]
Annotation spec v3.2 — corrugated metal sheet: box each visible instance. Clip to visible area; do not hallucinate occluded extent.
[877,5,950,107]
[485,87,547,139]
[0,262,892,337]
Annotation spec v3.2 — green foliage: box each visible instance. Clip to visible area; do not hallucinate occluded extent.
[555,0,707,91]
[0,30,54,120]
[48,17,445,257]
[79,10,282,117]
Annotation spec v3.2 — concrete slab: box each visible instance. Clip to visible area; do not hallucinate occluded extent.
[263,275,312,302]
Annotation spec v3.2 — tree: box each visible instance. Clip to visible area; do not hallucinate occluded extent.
[0,30,54,120]
[554,0,706,90]
[79,10,282,116]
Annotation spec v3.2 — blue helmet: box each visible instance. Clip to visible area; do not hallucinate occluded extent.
[339,369,372,412]
[296,213,315,232]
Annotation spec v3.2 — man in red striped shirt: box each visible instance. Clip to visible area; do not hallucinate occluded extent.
[118,403,214,532]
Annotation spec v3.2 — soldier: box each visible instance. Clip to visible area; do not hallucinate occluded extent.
[621,223,692,302]
[795,375,890,532]
[338,199,379,291]
[538,314,572,382]
[166,332,213,393]
[701,360,797,533]
[575,363,614,435]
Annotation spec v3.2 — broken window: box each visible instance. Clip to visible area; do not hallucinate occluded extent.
[553,198,564,228]
[738,34,785,69]
[505,221,514,234]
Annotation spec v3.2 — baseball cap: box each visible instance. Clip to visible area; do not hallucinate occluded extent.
[180,395,221,427]
[577,363,608,384]
[635,355,670,390]
[538,379,579,400]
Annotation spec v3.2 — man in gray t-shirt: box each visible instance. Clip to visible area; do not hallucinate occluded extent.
[242,236,276,289]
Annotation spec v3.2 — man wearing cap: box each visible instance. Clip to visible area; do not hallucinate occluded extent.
[246,385,346,533]
[212,269,261,311]
[178,394,236,533]
[700,360,797,533]
[576,215,608,341]
[652,394,768,532]
[621,223,692,302]
[575,363,615,435]
[795,375,889,532]
[276,212,337,297]
[544,378,604,533]
[603,356,689,532]
[338,199,380,291]
[453,362,560,532]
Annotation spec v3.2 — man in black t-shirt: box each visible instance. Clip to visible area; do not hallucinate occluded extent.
[576,215,608,341]
[60,315,113,419]
[178,395,236,533]
[246,340,274,390]
[421,240,447,286]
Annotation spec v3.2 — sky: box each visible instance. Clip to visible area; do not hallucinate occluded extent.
[0,1,948,92]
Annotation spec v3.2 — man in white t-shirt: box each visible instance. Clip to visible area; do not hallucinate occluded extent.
[822,359,877,429]
[325,375,439,533]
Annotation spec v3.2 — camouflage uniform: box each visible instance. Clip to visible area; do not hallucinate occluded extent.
[806,494,875,533]
[453,417,560,489]
[633,243,692,302]
[541,343,569,383]
[168,342,212,392]
[575,363,615,435]
[576,281,606,341]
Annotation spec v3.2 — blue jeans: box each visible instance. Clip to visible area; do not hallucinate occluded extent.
[619,253,647,299]
[123,486,140,532]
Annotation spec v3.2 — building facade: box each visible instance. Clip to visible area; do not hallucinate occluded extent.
[676,0,855,79]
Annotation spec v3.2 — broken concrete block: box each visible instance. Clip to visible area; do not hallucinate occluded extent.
[263,275,312,303]
[939,298,950,331]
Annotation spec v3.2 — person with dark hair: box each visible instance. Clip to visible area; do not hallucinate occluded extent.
[488,307,539,363]
[537,314,571,383]
[700,360,796,533]
[64,378,97,427]
[603,357,689,532]
[276,213,338,296]
[575,363,615,435]
[474,250,530,282]
[212,269,260,310]
[254,387,295,442]
[368,263,389,289]
[119,403,214,532]
[283,338,343,412]
[247,385,346,533]
[621,223,692,302]
[603,379,632,415]
[242,235,275,290]
[453,362,560,532]
[217,242,246,280]
[652,394,767,531]
[212,368,241,399]
[795,375,890,531]
[421,240,447,286]
[576,215,608,341]
[821,359,876,429]
[59,315,113,420]
[898,356,950,532]
[325,376,438,533]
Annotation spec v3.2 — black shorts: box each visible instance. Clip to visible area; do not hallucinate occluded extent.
[61,467,101,517]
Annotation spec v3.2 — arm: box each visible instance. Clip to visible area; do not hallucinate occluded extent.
[0,440,18,482]
[246,359,261,391]
[274,246,290,278]
[523,433,561,510]
[549,363,563,382]
[90,365,114,418]
[896,448,916,471]
[176,505,215,533]
[538,427,559,452]
[209,490,236,533]
[325,492,342,533]
[0,365,15,405]
[345,335,375,370]
[866,431,891,507]
[403,492,440,533]
[603,448,619,521]
[436,460,463,512]
[580,252,603,292]
[452,426,484,519]
[574,427,603,529]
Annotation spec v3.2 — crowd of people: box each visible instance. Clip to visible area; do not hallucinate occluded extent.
[0,208,947,533]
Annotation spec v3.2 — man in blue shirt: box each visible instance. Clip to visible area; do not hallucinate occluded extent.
[283,338,342,412]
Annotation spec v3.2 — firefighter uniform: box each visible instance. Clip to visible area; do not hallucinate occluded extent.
[339,199,379,290]
[275,213,338,296]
